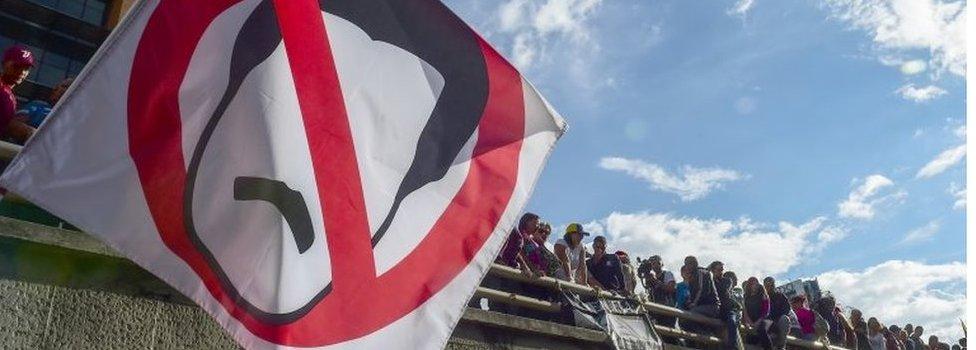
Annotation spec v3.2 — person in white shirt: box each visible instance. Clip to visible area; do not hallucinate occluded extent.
[554,223,589,284]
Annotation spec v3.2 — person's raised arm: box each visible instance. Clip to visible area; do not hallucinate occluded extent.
[514,250,535,277]
[576,250,588,285]
[0,90,33,144]
[6,119,34,144]
[585,267,604,290]
[554,244,572,281]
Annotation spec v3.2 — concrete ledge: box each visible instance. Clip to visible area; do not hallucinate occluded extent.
[0,217,620,349]
[0,215,116,257]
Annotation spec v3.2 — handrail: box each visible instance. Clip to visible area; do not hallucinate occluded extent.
[473,286,562,313]
[488,263,723,327]
[474,284,725,347]
[487,263,847,350]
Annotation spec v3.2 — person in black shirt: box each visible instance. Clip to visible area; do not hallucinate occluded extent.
[678,256,720,345]
[710,261,742,350]
[764,277,793,350]
[641,255,677,329]
[850,309,871,350]
[585,236,625,293]
[685,256,720,317]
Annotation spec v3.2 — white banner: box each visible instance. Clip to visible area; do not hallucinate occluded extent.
[0,0,565,348]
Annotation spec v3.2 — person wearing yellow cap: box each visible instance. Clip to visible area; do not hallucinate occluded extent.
[554,223,589,284]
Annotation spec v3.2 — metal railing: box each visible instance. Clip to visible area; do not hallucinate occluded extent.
[480,263,847,350]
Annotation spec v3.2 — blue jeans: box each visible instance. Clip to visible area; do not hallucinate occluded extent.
[724,311,743,350]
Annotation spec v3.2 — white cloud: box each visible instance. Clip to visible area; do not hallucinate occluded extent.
[499,0,528,31]
[588,212,830,279]
[533,0,601,39]
[916,144,966,178]
[817,260,967,342]
[807,225,850,254]
[494,0,602,69]
[727,0,756,18]
[948,182,965,209]
[837,175,906,220]
[899,59,928,75]
[599,157,748,201]
[901,219,941,244]
[824,0,966,77]
[895,84,948,102]
[953,124,966,138]
[511,32,537,68]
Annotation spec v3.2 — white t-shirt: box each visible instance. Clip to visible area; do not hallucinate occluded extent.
[554,238,585,281]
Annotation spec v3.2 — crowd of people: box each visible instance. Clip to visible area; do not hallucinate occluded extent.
[488,212,966,350]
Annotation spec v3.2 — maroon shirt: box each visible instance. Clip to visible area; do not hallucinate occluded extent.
[0,83,16,136]
[496,229,525,268]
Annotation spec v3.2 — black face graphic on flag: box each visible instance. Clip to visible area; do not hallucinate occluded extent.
[182,0,489,321]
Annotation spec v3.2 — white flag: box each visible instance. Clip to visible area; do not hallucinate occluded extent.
[0,0,565,348]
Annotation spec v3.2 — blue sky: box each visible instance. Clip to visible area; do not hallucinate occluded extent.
[446,0,966,340]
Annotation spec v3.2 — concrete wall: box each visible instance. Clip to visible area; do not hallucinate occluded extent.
[0,217,612,349]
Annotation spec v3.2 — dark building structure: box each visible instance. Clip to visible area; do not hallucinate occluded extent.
[0,0,132,102]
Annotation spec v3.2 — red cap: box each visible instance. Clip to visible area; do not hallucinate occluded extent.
[3,45,35,67]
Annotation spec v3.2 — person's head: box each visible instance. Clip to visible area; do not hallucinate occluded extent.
[684,255,699,269]
[563,223,589,247]
[1,45,34,86]
[763,276,776,292]
[930,335,941,346]
[819,296,837,313]
[850,308,863,322]
[898,330,909,341]
[905,324,914,335]
[708,261,724,278]
[648,255,663,271]
[518,212,540,235]
[888,325,901,335]
[535,222,552,244]
[679,265,692,282]
[723,271,737,286]
[615,251,630,264]
[868,317,881,332]
[591,235,607,255]
[913,326,924,337]
[49,77,73,104]
[791,295,808,310]
[745,277,768,298]
[959,337,966,347]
